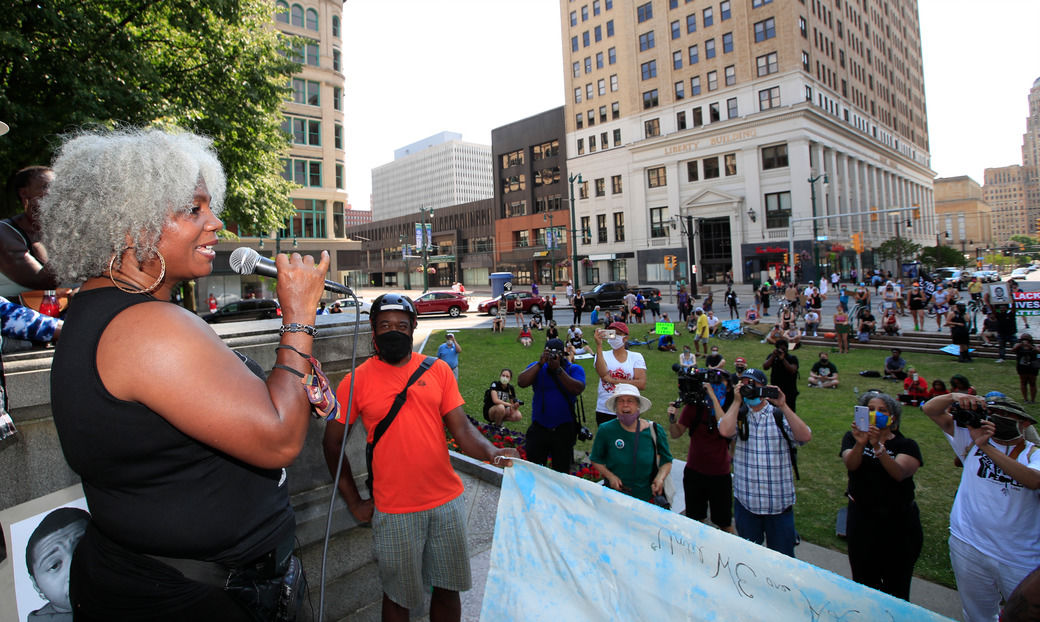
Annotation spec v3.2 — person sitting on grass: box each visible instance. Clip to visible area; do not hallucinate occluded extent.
[590,305,600,326]
[705,345,725,370]
[706,310,721,336]
[529,311,543,331]
[902,367,929,404]
[545,319,559,341]
[483,368,522,426]
[517,323,533,348]
[857,308,876,342]
[567,326,589,360]
[808,351,839,388]
[783,324,803,349]
[980,312,999,347]
[929,379,948,399]
[657,332,677,352]
[884,348,907,380]
[763,322,786,345]
[744,306,760,325]
[679,345,696,371]
[492,304,505,333]
[949,374,976,396]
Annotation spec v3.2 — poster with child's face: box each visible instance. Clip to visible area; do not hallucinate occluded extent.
[8,498,89,622]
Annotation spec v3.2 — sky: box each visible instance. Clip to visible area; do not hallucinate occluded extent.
[341,0,1040,211]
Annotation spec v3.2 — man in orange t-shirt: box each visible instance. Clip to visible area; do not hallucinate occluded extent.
[322,294,518,622]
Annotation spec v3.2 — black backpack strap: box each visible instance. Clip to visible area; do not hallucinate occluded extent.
[365,356,436,495]
[772,408,800,480]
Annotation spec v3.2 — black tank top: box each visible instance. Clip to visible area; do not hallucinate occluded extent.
[51,287,293,564]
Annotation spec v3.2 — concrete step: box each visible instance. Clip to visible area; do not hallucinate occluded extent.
[797,333,1002,358]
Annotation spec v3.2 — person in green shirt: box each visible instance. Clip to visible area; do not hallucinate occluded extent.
[590,384,672,503]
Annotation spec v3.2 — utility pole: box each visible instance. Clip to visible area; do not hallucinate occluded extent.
[808,173,828,283]
[685,215,698,298]
[419,206,434,293]
[568,173,584,289]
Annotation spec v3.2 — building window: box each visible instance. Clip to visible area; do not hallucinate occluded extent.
[601,131,608,148]
[639,31,655,51]
[532,139,560,160]
[637,2,653,22]
[583,31,590,47]
[703,6,714,26]
[275,1,289,23]
[333,86,341,110]
[725,65,735,86]
[709,102,720,122]
[283,158,322,187]
[335,163,344,189]
[691,75,701,95]
[724,153,737,175]
[645,118,661,137]
[579,180,589,198]
[641,60,658,80]
[607,19,614,36]
[576,113,583,129]
[284,116,321,146]
[290,4,304,27]
[612,175,623,194]
[752,0,773,6]
[765,191,792,228]
[609,47,617,64]
[799,16,807,38]
[722,32,733,53]
[677,110,687,129]
[671,20,681,39]
[505,201,528,218]
[687,13,697,33]
[675,80,685,100]
[673,50,683,70]
[754,17,776,42]
[577,138,584,154]
[570,10,577,26]
[726,97,738,118]
[705,39,716,59]
[597,214,608,243]
[692,106,703,126]
[759,86,780,110]
[581,5,589,20]
[650,207,668,238]
[599,106,608,122]
[598,79,606,95]
[707,70,718,91]
[574,87,582,104]
[595,25,602,41]
[643,89,659,109]
[689,44,699,64]
[288,198,326,238]
[596,52,604,68]
[613,212,625,242]
[513,230,530,249]
[595,178,606,197]
[757,52,778,76]
[613,128,621,145]
[687,160,699,181]
[586,83,594,99]
[585,57,592,73]
[703,156,720,178]
[331,15,340,36]
[292,78,321,106]
[594,0,601,16]
[761,143,789,169]
[305,8,318,30]
[581,216,592,244]
[720,0,731,20]
[333,49,341,71]
[573,61,581,78]
[647,166,667,188]
[571,36,579,52]
[801,50,810,71]
[334,123,343,149]
[501,149,525,168]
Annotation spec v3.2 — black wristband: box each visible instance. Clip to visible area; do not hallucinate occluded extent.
[280,323,317,337]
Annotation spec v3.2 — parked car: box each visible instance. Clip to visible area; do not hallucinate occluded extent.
[927,267,969,289]
[202,298,281,323]
[1010,267,1031,279]
[477,291,546,315]
[580,281,631,310]
[331,297,371,314]
[413,291,469,317]
[970,270,999,282]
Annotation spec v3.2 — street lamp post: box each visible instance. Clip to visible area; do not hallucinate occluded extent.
[543,210,556,289]
[808,173,829,283]
[398,234,411,290]
[418,205,434,293]
[568,172,583,289]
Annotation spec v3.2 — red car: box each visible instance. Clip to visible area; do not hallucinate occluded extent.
[477,291,546,315]
[412,291,469,317]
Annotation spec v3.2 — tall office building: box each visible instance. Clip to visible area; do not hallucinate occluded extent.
[982,77,1040,243]
[933,176,993,258]
[371,132,494,222]
[559,0,934,286]
[1022,77,1040,232]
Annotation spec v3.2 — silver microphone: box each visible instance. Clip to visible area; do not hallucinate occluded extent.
[229,247,352,295]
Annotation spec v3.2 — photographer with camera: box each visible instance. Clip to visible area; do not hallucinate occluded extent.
[922,392,1040,622]
[518,338,587,474]
[718,369,812,557]
[841,391,923,601]
[763,339,800,412]
[592,321,647,425]
[668,369,736,533]
[590,385,672,504]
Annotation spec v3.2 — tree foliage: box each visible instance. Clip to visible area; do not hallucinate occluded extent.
[1009,235,1037,247]
[0,0,298,233]
[918,245,966,269]
[875,237,921,262]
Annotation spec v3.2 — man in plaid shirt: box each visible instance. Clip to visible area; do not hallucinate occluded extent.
[718,368,812,557]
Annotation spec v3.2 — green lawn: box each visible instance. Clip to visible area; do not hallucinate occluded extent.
[424,322,1038,588]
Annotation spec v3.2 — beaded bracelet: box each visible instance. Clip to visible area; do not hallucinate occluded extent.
[279,323,317,337]
[273,344,338,420]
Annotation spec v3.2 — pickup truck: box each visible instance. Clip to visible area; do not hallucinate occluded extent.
[580,281,661,310]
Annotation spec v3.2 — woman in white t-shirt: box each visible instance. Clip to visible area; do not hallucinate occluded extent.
[592,321,647,425]
[922,392,1040,622]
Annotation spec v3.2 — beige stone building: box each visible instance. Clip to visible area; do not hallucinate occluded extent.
[933,176,993,258]
[559,0,934,285]
[984,165,1028,245]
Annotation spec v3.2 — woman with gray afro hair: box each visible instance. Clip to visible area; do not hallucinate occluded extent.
[839,388,923,601]
[41,127,332,618]
[39,128,227,283]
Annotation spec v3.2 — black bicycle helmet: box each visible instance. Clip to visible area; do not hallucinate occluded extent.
[369,293,418,329]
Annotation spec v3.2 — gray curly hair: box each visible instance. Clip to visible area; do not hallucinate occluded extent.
[857,390,902,429]
[38,128,226,283]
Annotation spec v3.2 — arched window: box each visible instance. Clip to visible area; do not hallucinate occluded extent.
[305,8,318,31]
[275,0,289,23]
[290,4,304,27]
[331,15,340,37]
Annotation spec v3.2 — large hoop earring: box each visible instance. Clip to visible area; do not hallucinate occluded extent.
[108,250,166,295]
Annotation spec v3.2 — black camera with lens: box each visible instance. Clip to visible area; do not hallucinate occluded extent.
[671,364,727,406]
[577,425,594,441]
[950,404,990,428]
[739,384,780,400]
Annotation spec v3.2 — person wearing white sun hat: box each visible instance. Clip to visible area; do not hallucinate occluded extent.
[589,384,672,504]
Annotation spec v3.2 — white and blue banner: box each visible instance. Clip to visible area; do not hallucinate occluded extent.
[480,461,952,622]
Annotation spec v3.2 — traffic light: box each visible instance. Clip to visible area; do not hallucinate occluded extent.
[1035,217,1040,233]
[663,255,676,270]
[912,204,921,220]
[869,206,878,222]
[783,252,789,264]
[851,233,863,254]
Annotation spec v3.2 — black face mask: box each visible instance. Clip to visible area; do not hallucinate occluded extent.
[990,414,1024,442]
[375,330,413,364]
